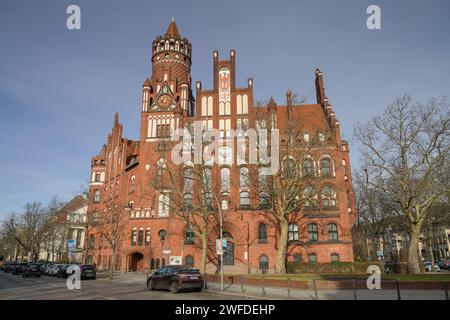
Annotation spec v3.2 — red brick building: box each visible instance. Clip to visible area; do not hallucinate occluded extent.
[86,21,356,274]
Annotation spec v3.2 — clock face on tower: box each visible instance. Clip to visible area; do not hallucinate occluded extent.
[158,94,173,108]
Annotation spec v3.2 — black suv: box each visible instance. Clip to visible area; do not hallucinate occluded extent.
[23,263,41,278]
[12,263,28,275]
[80,264,96,280]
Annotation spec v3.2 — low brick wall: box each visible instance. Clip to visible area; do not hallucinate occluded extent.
[205,274,450,290]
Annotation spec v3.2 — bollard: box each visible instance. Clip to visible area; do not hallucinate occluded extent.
[352,278,357,300]
[395,280,401,300]
[204,273,208,290]
[287,278,291,299]
[312,279,319,300]
[444,283,449,301]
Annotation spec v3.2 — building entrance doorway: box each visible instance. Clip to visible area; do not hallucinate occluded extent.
[129,252,144,272]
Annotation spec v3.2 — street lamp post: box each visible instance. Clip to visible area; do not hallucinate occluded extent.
[219,207,224,291]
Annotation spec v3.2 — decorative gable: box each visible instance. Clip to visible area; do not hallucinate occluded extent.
[149,82,177,112]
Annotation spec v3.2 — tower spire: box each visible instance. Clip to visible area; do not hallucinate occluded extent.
[165,19,180,38]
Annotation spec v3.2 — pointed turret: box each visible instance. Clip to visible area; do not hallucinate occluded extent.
[165,19,180,38]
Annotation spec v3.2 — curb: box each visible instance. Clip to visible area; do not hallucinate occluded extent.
[203,289,277,300]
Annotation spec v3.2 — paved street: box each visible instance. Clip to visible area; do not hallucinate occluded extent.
[0,272,254,300]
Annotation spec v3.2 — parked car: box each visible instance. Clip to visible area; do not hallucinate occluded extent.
[147,266,203,294]
[56,264,70,278]
[22,263,41,278]
[80,264,96,280]
[423,261,440,272]
[48,264,62,276]
[3,262,16,273]
[12,263,28,275]
[43,263,54,275]
[436,260,450,270]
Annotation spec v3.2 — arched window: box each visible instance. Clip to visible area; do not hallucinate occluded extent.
[222,232,233,239]
[145,229,151,245]
[138,229,144,246]
[331,253,340,263]
[240,167,249,189]
[288,224,299,241]
[150,258,155,270]
[220,167,231,194]
[128,201,134,209]
[202,168,212,206]
[282,157,297,180]
[320,157,332,178]
[158,229,167,241]
[258,223,268,243]
[92,211,98,225]
[240,191,250,206]
[308,223,319,242]
[327,223,339,241]
[185,226,194,244]
[183,168,193,193]
[94,190,100,202]
[131,228,137,246]
[89,235,95,249]
[184,192,193,207]
[156,158,166,180]
[223,241,234,265]
[185,255,194,267]
[130,175,136,192]
[259,255,269,274]
[308,253,317,263]
[303,159,314,176]
[322,185,337,208]
[293,254,302,269]
[158,193,170,216]
[303,187,317,208]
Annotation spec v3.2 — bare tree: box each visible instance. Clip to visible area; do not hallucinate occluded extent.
[94,201,125,279]
[251,93,335,273]
[354,95,450,274]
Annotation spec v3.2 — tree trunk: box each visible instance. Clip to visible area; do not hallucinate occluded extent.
[275,218,288,274]
[407,224,421,274]
[109,249,116,280]
[200,232,207,274]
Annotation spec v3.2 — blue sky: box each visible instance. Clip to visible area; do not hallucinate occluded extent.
[0,0,449,218]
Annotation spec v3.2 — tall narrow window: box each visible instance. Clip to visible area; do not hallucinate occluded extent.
[308,223,319,242]
[258,223,268,243]
[131,229,137,245]
[303,187,317,208]
[259,167,269,206]
[327,223,338,241]
[158,193,170,216]
[185,255,194,267]
[322,185,337,208]
[303,159,313,176]
[138,229,144,246]
[92,211,98,225]
[145,229,151,245]
[288,224,299,241]
[185,226,195,244]
[94,190,100,202]
[130,175,136,192]
[320,158,332,177]
[259,255,269,274]
[220,167,231,195]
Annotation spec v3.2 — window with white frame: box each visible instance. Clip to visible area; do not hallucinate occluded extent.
[158,193,170,216]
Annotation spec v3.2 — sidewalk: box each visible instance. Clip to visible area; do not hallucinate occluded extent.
[204,280,450,300]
